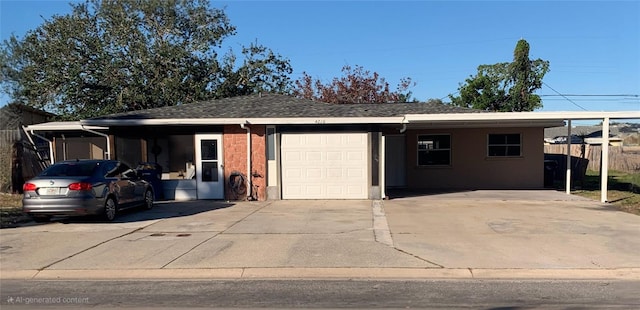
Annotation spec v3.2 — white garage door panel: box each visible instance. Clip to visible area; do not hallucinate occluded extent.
[281,133,368,199]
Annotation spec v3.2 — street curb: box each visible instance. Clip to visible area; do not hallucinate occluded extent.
[2,268,638,280]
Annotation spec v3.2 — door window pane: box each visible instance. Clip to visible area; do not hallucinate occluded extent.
[201,140,218,160]
[202,162,218,182]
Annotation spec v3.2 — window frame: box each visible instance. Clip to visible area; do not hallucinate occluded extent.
[487,133,522,157]
[417,134,452,166]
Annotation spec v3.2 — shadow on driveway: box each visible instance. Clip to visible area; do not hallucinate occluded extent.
[13,200,238,227]
[386,189,595,201]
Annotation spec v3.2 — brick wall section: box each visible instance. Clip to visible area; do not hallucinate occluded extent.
[250,126,267,200]
[223,125,267,201]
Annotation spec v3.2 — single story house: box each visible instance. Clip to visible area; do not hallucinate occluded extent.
[24,94,640,202]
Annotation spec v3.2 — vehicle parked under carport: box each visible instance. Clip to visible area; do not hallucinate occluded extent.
[22,159,154,222]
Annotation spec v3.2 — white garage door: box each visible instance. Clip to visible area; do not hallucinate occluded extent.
[281,133,368,199]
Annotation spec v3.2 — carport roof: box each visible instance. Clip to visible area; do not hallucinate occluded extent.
[21,121,107,131]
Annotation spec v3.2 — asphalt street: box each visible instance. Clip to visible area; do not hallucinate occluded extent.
[2,279,639,309]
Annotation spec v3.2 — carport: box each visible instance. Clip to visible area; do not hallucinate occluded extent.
[22,121,111,164]
[383,111,640,203]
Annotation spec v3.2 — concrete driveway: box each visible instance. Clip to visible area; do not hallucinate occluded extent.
[383,190,640,269]
[1,190,638,280]
[0,199,434,275]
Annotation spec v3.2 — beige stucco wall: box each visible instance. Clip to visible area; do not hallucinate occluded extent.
[402,127,544,190]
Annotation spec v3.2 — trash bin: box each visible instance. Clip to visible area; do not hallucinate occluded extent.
[544,160,558,188]
[137,162,163,200]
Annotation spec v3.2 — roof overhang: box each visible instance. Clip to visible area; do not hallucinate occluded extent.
[24,121,108,131]
[25,111,640,130]
[402,111,640,129]
[80,117,406,126]
[404,111,640,122]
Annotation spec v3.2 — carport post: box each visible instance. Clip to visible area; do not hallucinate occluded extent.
[600,117,610,203]
[565,119,572,194]
[81,126,111,160]
[380,134,386,199]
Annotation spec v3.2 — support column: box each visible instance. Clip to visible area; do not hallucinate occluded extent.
[566,120,572,194]
[381,134,386,199]
[600,118,610,203]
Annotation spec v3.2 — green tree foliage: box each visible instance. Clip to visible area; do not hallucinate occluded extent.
[293,65,414,103]
[0,0,292,120]
[448,39,550,111]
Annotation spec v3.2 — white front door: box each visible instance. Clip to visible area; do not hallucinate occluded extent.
[385,135,406,188]
[195,134,224,199]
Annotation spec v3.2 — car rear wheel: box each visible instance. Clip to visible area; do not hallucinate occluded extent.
[143,190,154,210]
[103,198,117,221]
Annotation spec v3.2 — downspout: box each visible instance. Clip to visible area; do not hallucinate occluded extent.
[81,126,111,160]
[240,123,251,199]
[61,134,67,161]
[23,126,53,165]
[399,115,408,133]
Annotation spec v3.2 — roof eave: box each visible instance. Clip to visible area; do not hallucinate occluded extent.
[23,121,108,131]
[81,117,407,126]
[28,111,640,131]
[404,111,640,122]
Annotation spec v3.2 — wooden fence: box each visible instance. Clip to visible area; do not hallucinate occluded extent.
[545,144,640,173]
[0,129,48,193]
[0,130,21,192]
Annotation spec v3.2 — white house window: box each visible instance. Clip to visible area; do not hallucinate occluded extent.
[488,134,521,157]
[418,134,451,166]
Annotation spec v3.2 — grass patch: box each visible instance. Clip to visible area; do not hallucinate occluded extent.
[0,193,28,228]
[572,170,640,215]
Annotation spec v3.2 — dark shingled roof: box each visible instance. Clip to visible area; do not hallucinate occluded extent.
[545,125,622,139]
[90,94,483,120]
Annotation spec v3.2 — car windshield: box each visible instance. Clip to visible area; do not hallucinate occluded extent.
[40,162,99,177]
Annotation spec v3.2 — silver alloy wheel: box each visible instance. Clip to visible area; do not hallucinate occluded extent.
[144,190,154,210]
[104,198,117,221]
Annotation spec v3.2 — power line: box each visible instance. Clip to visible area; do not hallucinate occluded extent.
[542,82,588,111]
[440,91,457,101]
[540,94,639,97]
[542,99,639,102]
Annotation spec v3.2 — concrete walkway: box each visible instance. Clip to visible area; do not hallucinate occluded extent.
[1,190,639,280]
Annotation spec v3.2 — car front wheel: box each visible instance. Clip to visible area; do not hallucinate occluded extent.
[103,198,117,221]
[143,190,154,210]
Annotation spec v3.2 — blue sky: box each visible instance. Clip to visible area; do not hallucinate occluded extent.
[1,0,639,113]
